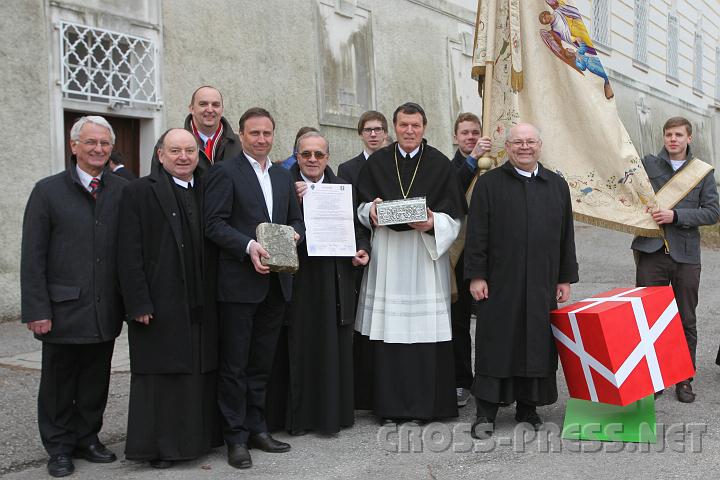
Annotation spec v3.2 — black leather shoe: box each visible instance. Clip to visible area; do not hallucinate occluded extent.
[227,444,252,469]
[471,416,495,440]
[676,382,696,403]
[47,454,74,478]
[150,459,173,469]
[515,409,543,431]
[248,432,291,453]
[74,443,117,463]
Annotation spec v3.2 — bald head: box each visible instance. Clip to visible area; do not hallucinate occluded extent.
[158,128,200,181]
[189,86,224,136]
[505,123,543,172]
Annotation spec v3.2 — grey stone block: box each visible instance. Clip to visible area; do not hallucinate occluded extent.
[256,223,299,273]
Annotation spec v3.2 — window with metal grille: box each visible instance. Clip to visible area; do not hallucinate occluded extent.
[693,20,703,94]
[666,13,679,81]
[59,21,159,106]
[633,0,648,65]
[592,0,611,48]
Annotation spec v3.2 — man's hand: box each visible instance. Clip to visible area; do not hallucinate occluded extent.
[651,208,675,225]
[293,231,300,243]
[134,313,153,325]
[369,198,383,227]
[352,249,370,267]
[556,283,571,303]
[470,136,492,159]
[408,209,434,232]
[27,319,52,335]
[295,181,308,204]
[249,241,271,274]
[470,279,488,301]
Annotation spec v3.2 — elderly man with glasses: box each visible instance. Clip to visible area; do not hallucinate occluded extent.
[266,131,370,435]
[21,115,127,477]
[464,122,579,439]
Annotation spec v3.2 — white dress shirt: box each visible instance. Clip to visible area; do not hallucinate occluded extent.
[76,165,103,192]
[172,176,195,189]
[514,165,539,177]
[244,151,274,254]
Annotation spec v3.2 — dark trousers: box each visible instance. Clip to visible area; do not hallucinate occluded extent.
[38,341,115,456]
[636,249,701,377]
[451,253,473,389]
[475,398,535,421]
[218,275,286,445]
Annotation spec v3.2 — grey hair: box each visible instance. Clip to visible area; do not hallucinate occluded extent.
[505,123,541,142]
[295,131,330,154]
[70,116,116,144]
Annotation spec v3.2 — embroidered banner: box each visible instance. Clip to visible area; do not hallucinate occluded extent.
[472,0,662,237]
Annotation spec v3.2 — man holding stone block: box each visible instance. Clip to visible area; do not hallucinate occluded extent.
[204,107,304,469]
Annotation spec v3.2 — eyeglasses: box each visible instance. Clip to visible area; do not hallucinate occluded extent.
[298,150,328,160]
[362,127,385,135]
[508,139,540,147]
[77,139,113,149]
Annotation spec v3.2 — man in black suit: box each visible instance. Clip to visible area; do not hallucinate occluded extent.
[108,152,137,181]
[336,110,388,186]
[21,116,126,477]
[204,107,304,470]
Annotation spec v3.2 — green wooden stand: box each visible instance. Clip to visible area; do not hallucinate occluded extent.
[562,395,656,443]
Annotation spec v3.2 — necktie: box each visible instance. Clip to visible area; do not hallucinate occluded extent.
[89,177,101,199]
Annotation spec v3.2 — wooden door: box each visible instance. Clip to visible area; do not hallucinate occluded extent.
[63,111,140,176]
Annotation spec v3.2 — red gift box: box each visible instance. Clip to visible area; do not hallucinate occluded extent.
[551,287,695,406]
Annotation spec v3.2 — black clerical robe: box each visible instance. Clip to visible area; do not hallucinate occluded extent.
[464,161,579,405]
[266,165,371,434]
[353,141,467,420]
[118,168,221,461]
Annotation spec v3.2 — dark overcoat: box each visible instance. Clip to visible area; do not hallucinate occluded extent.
[336,152,365,187]
[464,161,579,378]
[21,162,126,343]
[117,168,218,374]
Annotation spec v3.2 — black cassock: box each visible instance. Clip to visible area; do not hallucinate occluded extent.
[266,165,370,434]
[118,169,222,461]
[464,161,578,405]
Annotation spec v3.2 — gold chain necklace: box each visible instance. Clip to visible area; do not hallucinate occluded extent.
[394,143,424,198]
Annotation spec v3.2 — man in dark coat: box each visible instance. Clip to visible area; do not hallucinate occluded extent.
[108,152,137,181]
[631,116,719,403]
[465,122,578,439]
[185,85,242,173]
[337,110,388,186]
[21,116,126,477]
[204,107,305,469]
[448,112,491,408]
[117,128,222,468]
[266,132,370,435]
[354,102,467,423]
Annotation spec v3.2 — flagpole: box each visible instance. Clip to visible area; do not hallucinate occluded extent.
[478,0,496,172]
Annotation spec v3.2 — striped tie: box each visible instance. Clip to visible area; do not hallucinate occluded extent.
[89,177,101,199]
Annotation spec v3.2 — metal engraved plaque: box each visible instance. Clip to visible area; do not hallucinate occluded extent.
[376,197,428,226]
[256,223,299,273]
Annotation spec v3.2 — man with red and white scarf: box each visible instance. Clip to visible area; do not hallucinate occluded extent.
[184,85,242,174]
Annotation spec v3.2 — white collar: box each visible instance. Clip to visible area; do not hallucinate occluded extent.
[172,176,194,188]
[670,159,685,171]
[300,171,324,184]
[362,150,371,160]
[514,164,539,177]
[397,145,421,158]
[244,151,271,173]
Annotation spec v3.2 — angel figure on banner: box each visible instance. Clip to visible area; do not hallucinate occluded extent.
[538,0,615,99]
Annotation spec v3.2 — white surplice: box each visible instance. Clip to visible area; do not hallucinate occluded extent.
[355,202,461,344]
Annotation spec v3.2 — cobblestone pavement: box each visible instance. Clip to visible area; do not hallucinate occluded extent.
[2,224,719,479]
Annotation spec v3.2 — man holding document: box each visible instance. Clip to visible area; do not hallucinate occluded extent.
[266,131,371,435]
[353,102,467,423]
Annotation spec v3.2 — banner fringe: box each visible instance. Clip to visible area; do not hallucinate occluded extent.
[573,212,662,238]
